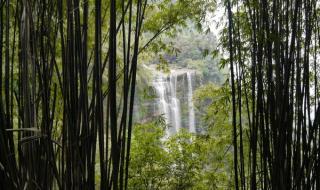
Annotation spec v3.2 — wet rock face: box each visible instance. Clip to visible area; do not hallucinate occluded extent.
[134,69,202,135]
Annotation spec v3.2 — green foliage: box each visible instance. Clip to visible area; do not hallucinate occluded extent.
[129,119,171,190]
[154,27,226,84]
[193,83,234,189]
[143,0,213,34]
[165,130,200,189]
[194,82,231,130]
[129,82,235,189]
[139,0,216,57]
[156,54,170,73]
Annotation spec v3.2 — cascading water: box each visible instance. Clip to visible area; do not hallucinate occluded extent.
[153,72,180,136]
[152,69,196,135]
[170,73,181,132]
[187,72,196,133]
[153,74,171,128]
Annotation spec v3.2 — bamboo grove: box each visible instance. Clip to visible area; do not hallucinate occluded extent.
[0,0,147,189]
[226,0,320,189]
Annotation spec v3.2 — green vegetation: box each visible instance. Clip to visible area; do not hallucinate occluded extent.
[129,82,235,190]
[1,0,320,189]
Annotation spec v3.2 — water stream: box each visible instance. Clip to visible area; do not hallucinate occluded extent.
[152,69,196,135]
[187,72,196,133]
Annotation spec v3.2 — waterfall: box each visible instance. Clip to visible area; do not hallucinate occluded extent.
[187,72,196,133]
[153,71,182,134]
[153,75,171,128]
[170,73,181,132]
[152,68,196,135]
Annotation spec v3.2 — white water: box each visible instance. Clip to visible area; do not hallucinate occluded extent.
[152,69,196,135]
[153,72,181,135]
[187,72,196,133]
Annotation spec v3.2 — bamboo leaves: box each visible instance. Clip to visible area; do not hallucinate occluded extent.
[0,0,148,189]
[226,0,320,189]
